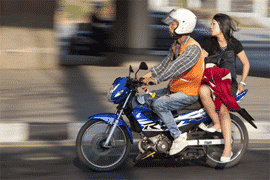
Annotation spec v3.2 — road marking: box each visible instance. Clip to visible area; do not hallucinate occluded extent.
[249,148,270,151]
[0,123,29,142]
[0,140,269,148]
[0,122,269,145]
[21,156,62,161]
[0,143,75,148]
[3,48,55,53]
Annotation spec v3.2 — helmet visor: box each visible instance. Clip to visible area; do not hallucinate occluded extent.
[162,9,177,25]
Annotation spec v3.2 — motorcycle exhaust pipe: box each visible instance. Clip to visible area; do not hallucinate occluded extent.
[187,139,225,146]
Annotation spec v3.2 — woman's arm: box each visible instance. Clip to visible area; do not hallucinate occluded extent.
[237,50,250,93]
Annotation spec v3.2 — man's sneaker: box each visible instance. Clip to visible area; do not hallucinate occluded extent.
[169,133,188,155]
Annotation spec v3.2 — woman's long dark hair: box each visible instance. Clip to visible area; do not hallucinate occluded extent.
[213,13,238,42]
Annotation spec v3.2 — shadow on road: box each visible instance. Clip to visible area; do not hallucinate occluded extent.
[61,65,110,122]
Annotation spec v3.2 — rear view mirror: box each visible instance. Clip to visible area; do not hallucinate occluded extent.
[135,62,148,78]
[139,62,148,70]
[129,65,134,77]
[129,65,134,73]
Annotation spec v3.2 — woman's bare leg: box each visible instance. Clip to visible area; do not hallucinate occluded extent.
[199,85,221,130]
[219,104,232,157]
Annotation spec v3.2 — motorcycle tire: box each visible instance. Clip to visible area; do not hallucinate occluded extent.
[202,113,249,168]
[76,119,131,171]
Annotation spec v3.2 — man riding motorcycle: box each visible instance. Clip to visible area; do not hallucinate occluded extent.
[141,8,204,155]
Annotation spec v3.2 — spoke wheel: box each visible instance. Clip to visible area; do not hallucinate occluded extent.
[203,114,249,168]
[76,119,131,171]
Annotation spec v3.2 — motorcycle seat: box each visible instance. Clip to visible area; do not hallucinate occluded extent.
[183,101,203,110]
[172,100,203,115]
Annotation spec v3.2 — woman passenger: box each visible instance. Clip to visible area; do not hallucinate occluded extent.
[199,13,250,162]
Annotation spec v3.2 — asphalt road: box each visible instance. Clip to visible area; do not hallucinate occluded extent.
[1,143,269,180]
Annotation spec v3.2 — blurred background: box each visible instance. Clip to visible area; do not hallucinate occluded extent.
[1,0,269,146]
[0,1,269,179]
[1,0,269,68]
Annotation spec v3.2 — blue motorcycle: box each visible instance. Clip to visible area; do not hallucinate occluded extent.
[76,62,256,171]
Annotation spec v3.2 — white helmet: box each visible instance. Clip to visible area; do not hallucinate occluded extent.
[162,8,197,36]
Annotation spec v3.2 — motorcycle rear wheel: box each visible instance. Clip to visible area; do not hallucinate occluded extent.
[76,119,131,171]
[203,113,249,168]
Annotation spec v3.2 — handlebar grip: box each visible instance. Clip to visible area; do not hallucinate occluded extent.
[148,81,155,85]
[139,77,155,85]
[139,77,145,83]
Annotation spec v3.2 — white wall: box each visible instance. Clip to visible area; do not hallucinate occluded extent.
[149,0,270,28]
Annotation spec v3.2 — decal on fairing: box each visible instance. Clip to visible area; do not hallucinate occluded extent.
[140,121,163,131]
[174,108,207,122]
[132,105,165,131]
[132,105,211,131]
[177,116,211,127]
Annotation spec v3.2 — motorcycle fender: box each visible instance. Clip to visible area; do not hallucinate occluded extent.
[88,113,133,144]
[237,108,257,129]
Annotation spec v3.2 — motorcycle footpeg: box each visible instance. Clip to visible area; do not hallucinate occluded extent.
[133,149,156,163]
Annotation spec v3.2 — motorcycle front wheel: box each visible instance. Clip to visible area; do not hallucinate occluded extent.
[203,113,249,168]
[76,119,131,171]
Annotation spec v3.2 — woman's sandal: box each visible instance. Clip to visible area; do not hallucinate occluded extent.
[220,152,233,162]
[198,122,222,133]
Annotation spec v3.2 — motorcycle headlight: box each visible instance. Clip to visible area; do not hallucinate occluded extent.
[107,84,120,102]
[114,90,124,98]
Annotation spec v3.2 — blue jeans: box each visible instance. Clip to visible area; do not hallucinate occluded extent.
[144,88,198,139]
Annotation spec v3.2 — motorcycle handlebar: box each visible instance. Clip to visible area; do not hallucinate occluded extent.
[130,78,144,87]
[129,77,155,87]
[148,81,155,85]
[138,77,155,86]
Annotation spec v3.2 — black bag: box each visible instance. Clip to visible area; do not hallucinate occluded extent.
[205,50,236,81]
[204,54,222,66]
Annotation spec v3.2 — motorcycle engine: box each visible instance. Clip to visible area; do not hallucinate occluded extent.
[156,139,171,154]
[148,134,172,154]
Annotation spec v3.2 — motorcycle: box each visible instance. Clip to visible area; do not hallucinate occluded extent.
[76,62,257,171]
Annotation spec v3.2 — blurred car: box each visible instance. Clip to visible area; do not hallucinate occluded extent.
[68,11,211,56]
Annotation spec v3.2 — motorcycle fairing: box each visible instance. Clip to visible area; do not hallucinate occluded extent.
[132,89,254,131]
[132,105,165,131]
[132,105,211,132]
[235,90,257,128]
[174,108,207,121]
[88,113,134,143]
[109,77,129,104]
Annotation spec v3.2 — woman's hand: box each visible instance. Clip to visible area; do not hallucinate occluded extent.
[237,84,245,94]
